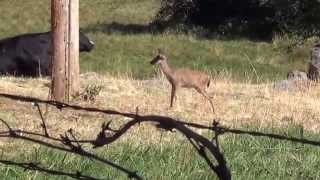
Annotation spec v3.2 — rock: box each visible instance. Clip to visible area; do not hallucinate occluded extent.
[274,70,310,91]
[273,79,293,91]
[287,70,308,81]
[273,43,320,91]
[273,79,311,91]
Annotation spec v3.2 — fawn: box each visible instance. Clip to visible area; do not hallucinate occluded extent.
[150,50,214,112]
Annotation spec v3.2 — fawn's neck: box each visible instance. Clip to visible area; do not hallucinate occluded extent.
[159,60,174,80]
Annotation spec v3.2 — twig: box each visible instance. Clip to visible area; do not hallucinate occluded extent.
[2,93,320,180]
[34,102,49,137]
[0,160,102,180]
[0,119,142,180]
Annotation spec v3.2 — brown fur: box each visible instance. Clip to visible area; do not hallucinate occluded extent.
[150,52,214,112]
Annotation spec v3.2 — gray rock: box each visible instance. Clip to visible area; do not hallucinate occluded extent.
[273,79,311,91]
[273,79,293,91]
[274,70,310,91]
[287,70,308,81]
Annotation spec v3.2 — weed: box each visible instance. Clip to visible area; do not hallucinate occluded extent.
[73,84,104,102]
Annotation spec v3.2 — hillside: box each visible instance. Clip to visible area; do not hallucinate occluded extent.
[0,0,318,81]
[1,1,320,179]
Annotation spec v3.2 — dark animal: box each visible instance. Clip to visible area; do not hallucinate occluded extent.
[0,31,94,77]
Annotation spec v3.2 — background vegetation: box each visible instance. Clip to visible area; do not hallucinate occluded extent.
[0,0,320,179]
[0,0,319,82]
[154,0,320,40]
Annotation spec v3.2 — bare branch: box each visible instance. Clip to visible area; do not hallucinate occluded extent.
[1,93,320,180]
[0,120,142,179]
[0,160,102,180]
[34,102,49,137]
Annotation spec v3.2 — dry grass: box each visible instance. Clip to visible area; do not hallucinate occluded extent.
[0,73,320,151]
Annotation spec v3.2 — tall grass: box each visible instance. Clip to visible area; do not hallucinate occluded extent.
[1,1,320,179]
[1,125,319,180]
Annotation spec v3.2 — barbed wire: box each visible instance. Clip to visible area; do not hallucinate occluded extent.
[0,93,320,179]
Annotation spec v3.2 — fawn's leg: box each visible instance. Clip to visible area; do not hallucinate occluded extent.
[196,87,215,113]
[170,85,177,108]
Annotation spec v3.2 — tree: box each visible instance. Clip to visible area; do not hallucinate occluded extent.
[51,0,80,102]
[153,0,320,39]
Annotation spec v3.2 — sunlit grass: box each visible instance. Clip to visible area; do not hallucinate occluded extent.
[1,0,320,179]
[0,0,317,82]
[0,125,319,180]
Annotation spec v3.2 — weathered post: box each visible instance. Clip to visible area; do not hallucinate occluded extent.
[51,0,68,102]
[51,0,80,102]
[69,0,80,96]
[308,44,320,81]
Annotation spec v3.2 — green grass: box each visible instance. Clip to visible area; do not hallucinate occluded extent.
[224,126,320,180]
[1,1,320,179]
[1,125,320,180]
[0,0,317,82]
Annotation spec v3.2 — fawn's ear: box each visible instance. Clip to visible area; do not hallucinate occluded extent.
[158,48,164,55]
[159,54,166,59]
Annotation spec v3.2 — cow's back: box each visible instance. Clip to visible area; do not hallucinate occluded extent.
[0,32,51,76]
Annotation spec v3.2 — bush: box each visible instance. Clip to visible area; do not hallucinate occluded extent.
[153,0,320,39]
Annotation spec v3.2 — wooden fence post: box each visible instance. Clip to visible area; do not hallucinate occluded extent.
[51,0,80,102]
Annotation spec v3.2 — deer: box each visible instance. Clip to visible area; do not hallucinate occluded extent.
[150,49,215,112]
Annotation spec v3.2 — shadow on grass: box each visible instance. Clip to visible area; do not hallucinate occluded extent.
[0,93,231,180]
[0,160,102,180]
[1,93,320,179]
[83,21,156,35]
[82,21,272,42]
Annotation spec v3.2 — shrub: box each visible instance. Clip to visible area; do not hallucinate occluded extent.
[153,0,320,39]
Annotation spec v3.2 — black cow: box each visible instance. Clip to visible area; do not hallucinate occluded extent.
[0,31,94,77]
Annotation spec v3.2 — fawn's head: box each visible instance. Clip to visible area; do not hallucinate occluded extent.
[150,49,167,65]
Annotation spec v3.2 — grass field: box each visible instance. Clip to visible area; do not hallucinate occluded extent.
[1,128,320,180]
[0,75,320,179]
[0,0,318,82]
[0,0,320,179]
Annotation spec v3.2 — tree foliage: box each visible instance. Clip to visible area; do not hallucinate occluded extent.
[153,0,320,39]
